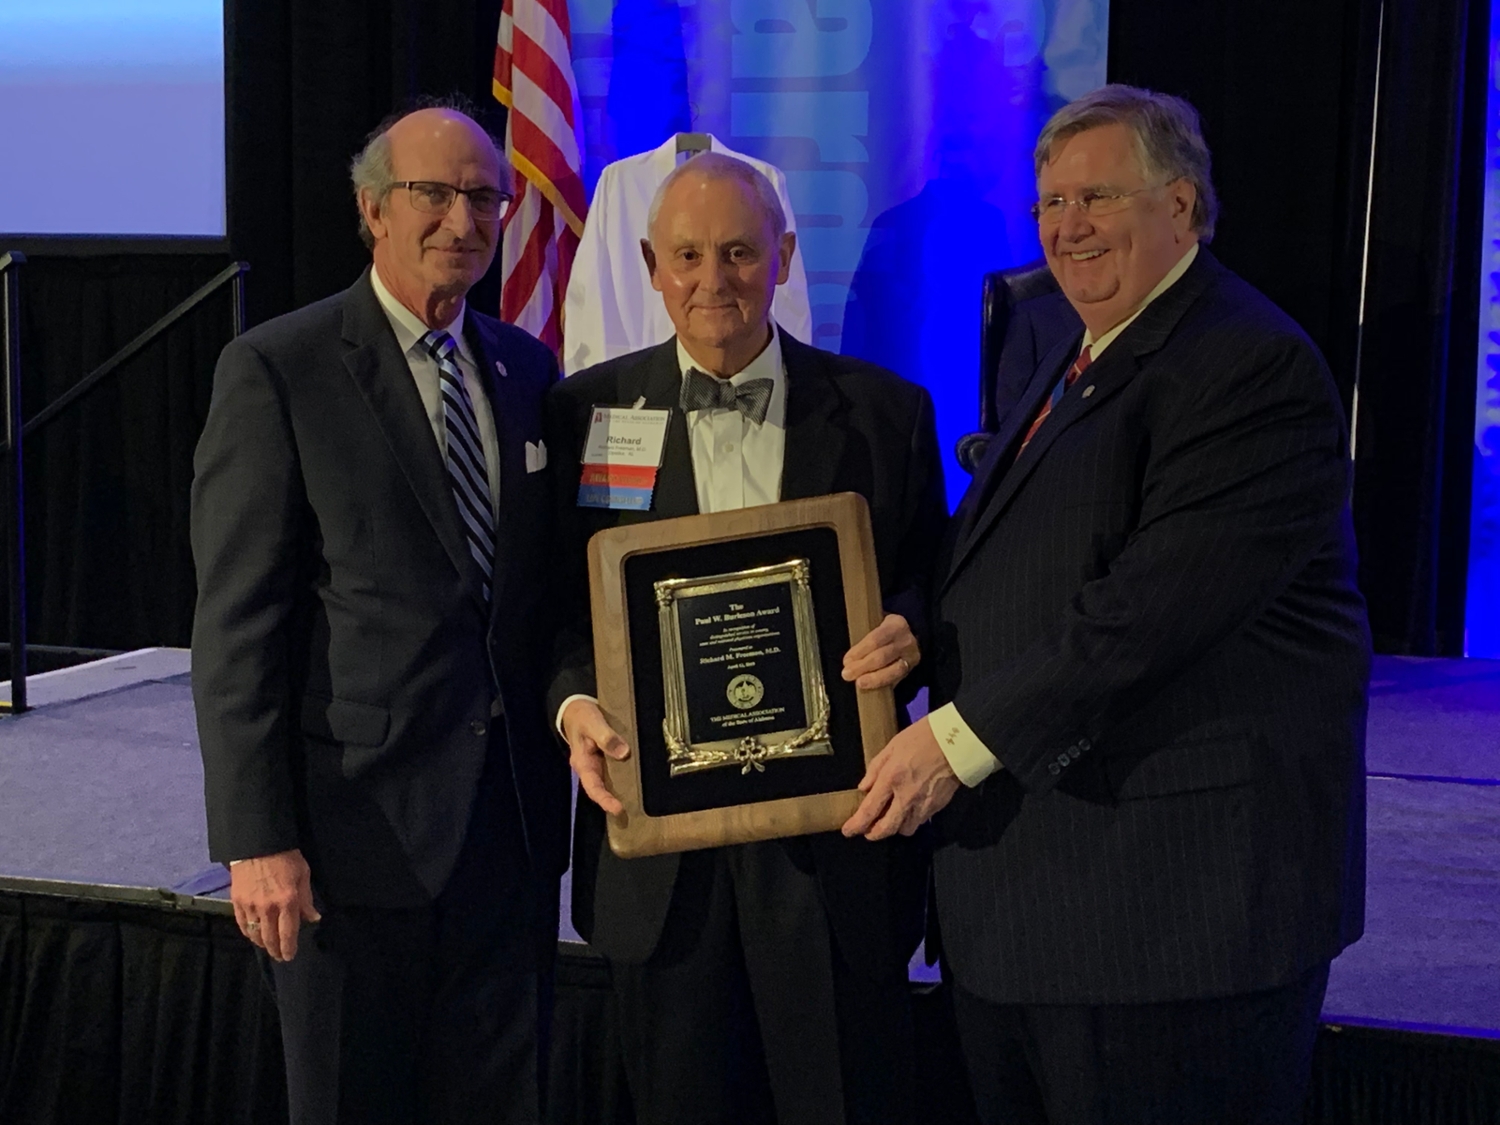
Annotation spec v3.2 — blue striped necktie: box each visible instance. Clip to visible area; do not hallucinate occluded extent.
[421,330,495,600]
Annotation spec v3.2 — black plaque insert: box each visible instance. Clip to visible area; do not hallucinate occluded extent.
[624,527,864,818]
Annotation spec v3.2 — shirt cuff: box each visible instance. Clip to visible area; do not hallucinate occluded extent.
[929,702,1002,787]
[556,693,598,737]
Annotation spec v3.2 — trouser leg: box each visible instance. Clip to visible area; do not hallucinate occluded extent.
[729,841,846,1125]
[268,906,432,1125]
[950,983,1050,1125]
[610,849,776,1125]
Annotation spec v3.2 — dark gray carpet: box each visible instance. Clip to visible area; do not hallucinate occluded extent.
[1322,776,1500,1036]
[1367,656,1500,781]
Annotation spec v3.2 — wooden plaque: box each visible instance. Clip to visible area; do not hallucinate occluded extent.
[587,492,896,858]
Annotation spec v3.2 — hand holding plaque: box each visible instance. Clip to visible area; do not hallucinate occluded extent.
[585,493,899,857]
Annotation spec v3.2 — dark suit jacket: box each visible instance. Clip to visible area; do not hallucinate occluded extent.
[191,270,571,910]
[931,249,1370,1005]
[545,331,947,976]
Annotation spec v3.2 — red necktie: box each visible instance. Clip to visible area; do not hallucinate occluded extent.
[1015,344,1092,462]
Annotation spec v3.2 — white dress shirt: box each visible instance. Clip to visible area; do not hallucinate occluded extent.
[680,327,787,514]
[555,326,789,733]
[932,243,1200,786]
[561,134,813,375]
[370,266,503,521]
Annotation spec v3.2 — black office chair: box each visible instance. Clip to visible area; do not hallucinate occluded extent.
[954,261,1082,474]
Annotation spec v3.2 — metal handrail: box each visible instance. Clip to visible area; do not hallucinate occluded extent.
[1,251,27,713]
[0,253,248,715]
[5,260,249,447]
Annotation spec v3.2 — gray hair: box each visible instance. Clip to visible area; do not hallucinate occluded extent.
[645,152,787,244]
[350,94,510,248]
[1035,84,1218,242]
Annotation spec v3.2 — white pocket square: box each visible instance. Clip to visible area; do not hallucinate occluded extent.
[525,440,547,473]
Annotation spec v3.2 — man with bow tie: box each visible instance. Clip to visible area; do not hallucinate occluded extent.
[546,152,947,1125]
[844,86,1370,1124]
[191,101,569,1124]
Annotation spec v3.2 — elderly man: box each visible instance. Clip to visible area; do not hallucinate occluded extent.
[191,101,568,1124]
[546,152,946,1125]
[845,86,1370,1123]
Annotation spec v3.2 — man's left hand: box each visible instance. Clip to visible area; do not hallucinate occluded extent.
[842,613,920,691]
[842,716,961,840]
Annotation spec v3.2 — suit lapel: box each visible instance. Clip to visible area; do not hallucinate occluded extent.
[340,272,485,610]
[778,333,846,500]
[949,334,1078,549]
[942,249,1219,592]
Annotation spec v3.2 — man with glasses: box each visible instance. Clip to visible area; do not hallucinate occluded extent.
[191,101,568,1124]
[845,85,1370,1123]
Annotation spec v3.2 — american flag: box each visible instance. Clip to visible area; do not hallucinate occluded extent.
[493,0,587,353]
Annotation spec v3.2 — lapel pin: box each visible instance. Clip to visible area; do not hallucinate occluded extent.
[1082,385,1095,398]
[495,360,508,378]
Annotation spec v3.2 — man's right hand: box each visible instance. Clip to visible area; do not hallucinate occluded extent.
[229,848,321,962]
[561,699,631,815]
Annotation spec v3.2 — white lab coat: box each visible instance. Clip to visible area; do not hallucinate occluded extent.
[562,134,813,375]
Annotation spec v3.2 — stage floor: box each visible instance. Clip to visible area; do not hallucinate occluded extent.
[2,651,1496,1036]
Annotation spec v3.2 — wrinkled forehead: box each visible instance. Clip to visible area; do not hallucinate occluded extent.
[388,112,503,182]
[1037,123,1149,192]
[651,174,777,246]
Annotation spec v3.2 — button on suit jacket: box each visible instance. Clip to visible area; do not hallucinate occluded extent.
[191,270,570,908]
[931,249,1371,1005]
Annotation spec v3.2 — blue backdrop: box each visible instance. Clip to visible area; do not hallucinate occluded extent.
[567,0,1109,507]
[1468,4,1500,657]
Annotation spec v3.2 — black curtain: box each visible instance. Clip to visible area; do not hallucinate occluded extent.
[1350,0,1489,655]
[1110,0,1488,656]
[1108,0,1381,413]
[5,889,1498,1124]
[225,0,507,330]
[0,254,232,651]
[0,894,287,1125]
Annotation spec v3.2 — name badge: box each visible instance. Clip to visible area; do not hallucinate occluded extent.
[578,406,671,510]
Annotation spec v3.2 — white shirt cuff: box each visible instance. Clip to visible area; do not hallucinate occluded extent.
[556,693,598,737]
[929,702,1001,787]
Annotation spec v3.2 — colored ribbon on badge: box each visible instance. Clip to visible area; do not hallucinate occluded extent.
[577,406,671,511]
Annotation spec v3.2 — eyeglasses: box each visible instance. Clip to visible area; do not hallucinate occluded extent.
[1030,184,1166,225]
[393,181,513,221]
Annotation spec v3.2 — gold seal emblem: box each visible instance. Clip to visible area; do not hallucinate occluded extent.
[726,674,764,710]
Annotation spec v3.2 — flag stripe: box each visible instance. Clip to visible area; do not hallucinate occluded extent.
[496,0,584,354]
[512,12,578,121]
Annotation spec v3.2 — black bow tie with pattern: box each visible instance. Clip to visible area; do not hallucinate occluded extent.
[679,367,774,425]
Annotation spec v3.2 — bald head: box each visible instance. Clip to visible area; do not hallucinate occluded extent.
[640,153,797,377]
[646,153,786,248]
[351,103,511,328]
[351,106,511,248]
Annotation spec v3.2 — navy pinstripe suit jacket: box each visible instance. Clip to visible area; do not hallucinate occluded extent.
[931,249,1370,1005]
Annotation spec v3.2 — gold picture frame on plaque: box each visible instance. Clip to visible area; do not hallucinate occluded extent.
[587,492,897,858]
[656,560,832,778]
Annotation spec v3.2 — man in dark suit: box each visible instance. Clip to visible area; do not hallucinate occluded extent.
[191,104,568,1125]
[547,153,946,1125]
[845,86,1370,1124]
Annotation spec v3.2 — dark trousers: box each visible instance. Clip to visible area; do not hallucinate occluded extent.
[269,734,558,1125]
[610,841,917,1125]
[952,962,1331,1125]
